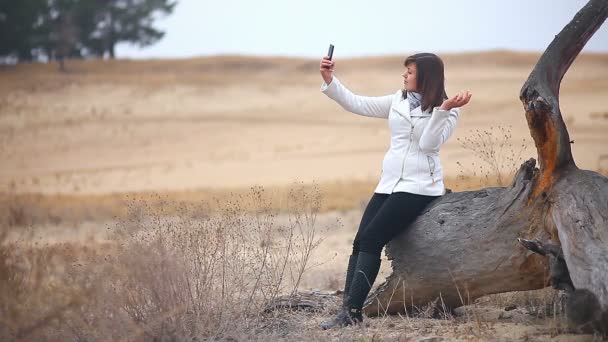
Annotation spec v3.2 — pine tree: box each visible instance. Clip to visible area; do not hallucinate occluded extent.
[0,0,50,61]
[0,0,177,62]
[84,0,176,59]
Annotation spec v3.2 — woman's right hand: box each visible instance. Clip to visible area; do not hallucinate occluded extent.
[319,56,334,85]
[440,91,472,111]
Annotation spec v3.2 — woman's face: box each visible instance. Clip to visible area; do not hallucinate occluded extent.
[402,63,418,92]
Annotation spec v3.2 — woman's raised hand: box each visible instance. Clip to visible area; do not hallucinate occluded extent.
[319,56,334,85]
[440,91,472,111]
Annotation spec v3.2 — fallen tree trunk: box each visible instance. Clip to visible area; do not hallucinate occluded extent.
[365,0,608,318]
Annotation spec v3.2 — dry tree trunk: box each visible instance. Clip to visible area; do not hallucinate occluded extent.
[365,0,608,320]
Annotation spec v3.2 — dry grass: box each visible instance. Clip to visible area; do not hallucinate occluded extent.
[0,172,535,229]
[1,188,601,341]
[0,185,338,340]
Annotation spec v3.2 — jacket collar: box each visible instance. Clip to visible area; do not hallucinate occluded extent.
[410,106,432,117]
[394,99,432,122]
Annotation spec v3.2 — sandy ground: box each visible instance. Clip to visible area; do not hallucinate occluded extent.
[1,52,607,196]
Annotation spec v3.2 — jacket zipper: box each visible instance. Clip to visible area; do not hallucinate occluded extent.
[393,122,415,192]
[427,155,436,184]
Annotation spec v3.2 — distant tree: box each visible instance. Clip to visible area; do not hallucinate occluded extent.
[0,0,50,61]
[54,10,78,70]
[84,0,176,59]
[73,0,107,57]
[0,0,176,63]
[46,0,81,70]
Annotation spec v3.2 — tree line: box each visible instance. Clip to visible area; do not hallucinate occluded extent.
[0,0,176,65]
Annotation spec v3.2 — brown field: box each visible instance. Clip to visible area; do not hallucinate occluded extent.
[1,52,607,341]
[1,52,608,197]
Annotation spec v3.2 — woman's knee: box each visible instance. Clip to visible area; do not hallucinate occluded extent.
[357,237,384,257]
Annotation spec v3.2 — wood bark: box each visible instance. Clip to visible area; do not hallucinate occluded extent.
[364,0,608,317]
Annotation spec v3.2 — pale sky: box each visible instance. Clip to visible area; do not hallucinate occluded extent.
[117,0,608,59]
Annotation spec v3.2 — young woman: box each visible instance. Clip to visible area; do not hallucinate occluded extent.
[318,53,472,329]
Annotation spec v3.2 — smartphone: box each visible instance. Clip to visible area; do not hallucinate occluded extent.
[323,44,334,69]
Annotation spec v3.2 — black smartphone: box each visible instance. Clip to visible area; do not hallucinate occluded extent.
[323,44,334,69]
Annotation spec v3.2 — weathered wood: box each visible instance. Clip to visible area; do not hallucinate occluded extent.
[520,0,608,199]
[517,238,574,292]
[551,170,608,308]
[518,0,608,313]
[365,0,608,323]
[264,291,339,313]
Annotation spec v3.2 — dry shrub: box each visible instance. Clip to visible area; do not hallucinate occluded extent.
[589,111,608,120]
[0,233,92,341]
[0,195,39,228]
[597,155,608,176]
[0,183,333,341]
[456,125,532,187]
[0,194,67,228]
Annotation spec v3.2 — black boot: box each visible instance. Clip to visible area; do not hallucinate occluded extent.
[320,252,381,330]
[347,252,381,313]
[319,307,361,330]
[342,253,359,305]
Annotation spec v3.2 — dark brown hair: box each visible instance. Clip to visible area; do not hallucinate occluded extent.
[402,53,448,112]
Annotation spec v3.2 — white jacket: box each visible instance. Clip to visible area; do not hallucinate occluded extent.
[320,76,459,196]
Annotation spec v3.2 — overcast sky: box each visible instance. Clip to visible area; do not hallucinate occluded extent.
[117,0,608,59]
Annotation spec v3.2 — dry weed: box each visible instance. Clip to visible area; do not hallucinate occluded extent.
[456,125,532,187]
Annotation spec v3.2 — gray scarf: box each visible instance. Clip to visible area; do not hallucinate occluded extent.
[405,91,423,111]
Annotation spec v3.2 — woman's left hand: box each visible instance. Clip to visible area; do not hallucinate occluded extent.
[440,91,472,110]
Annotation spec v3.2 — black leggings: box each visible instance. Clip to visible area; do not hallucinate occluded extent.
[352,192,440,257]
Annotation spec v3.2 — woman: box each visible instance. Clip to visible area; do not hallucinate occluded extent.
[318,53,472,329]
